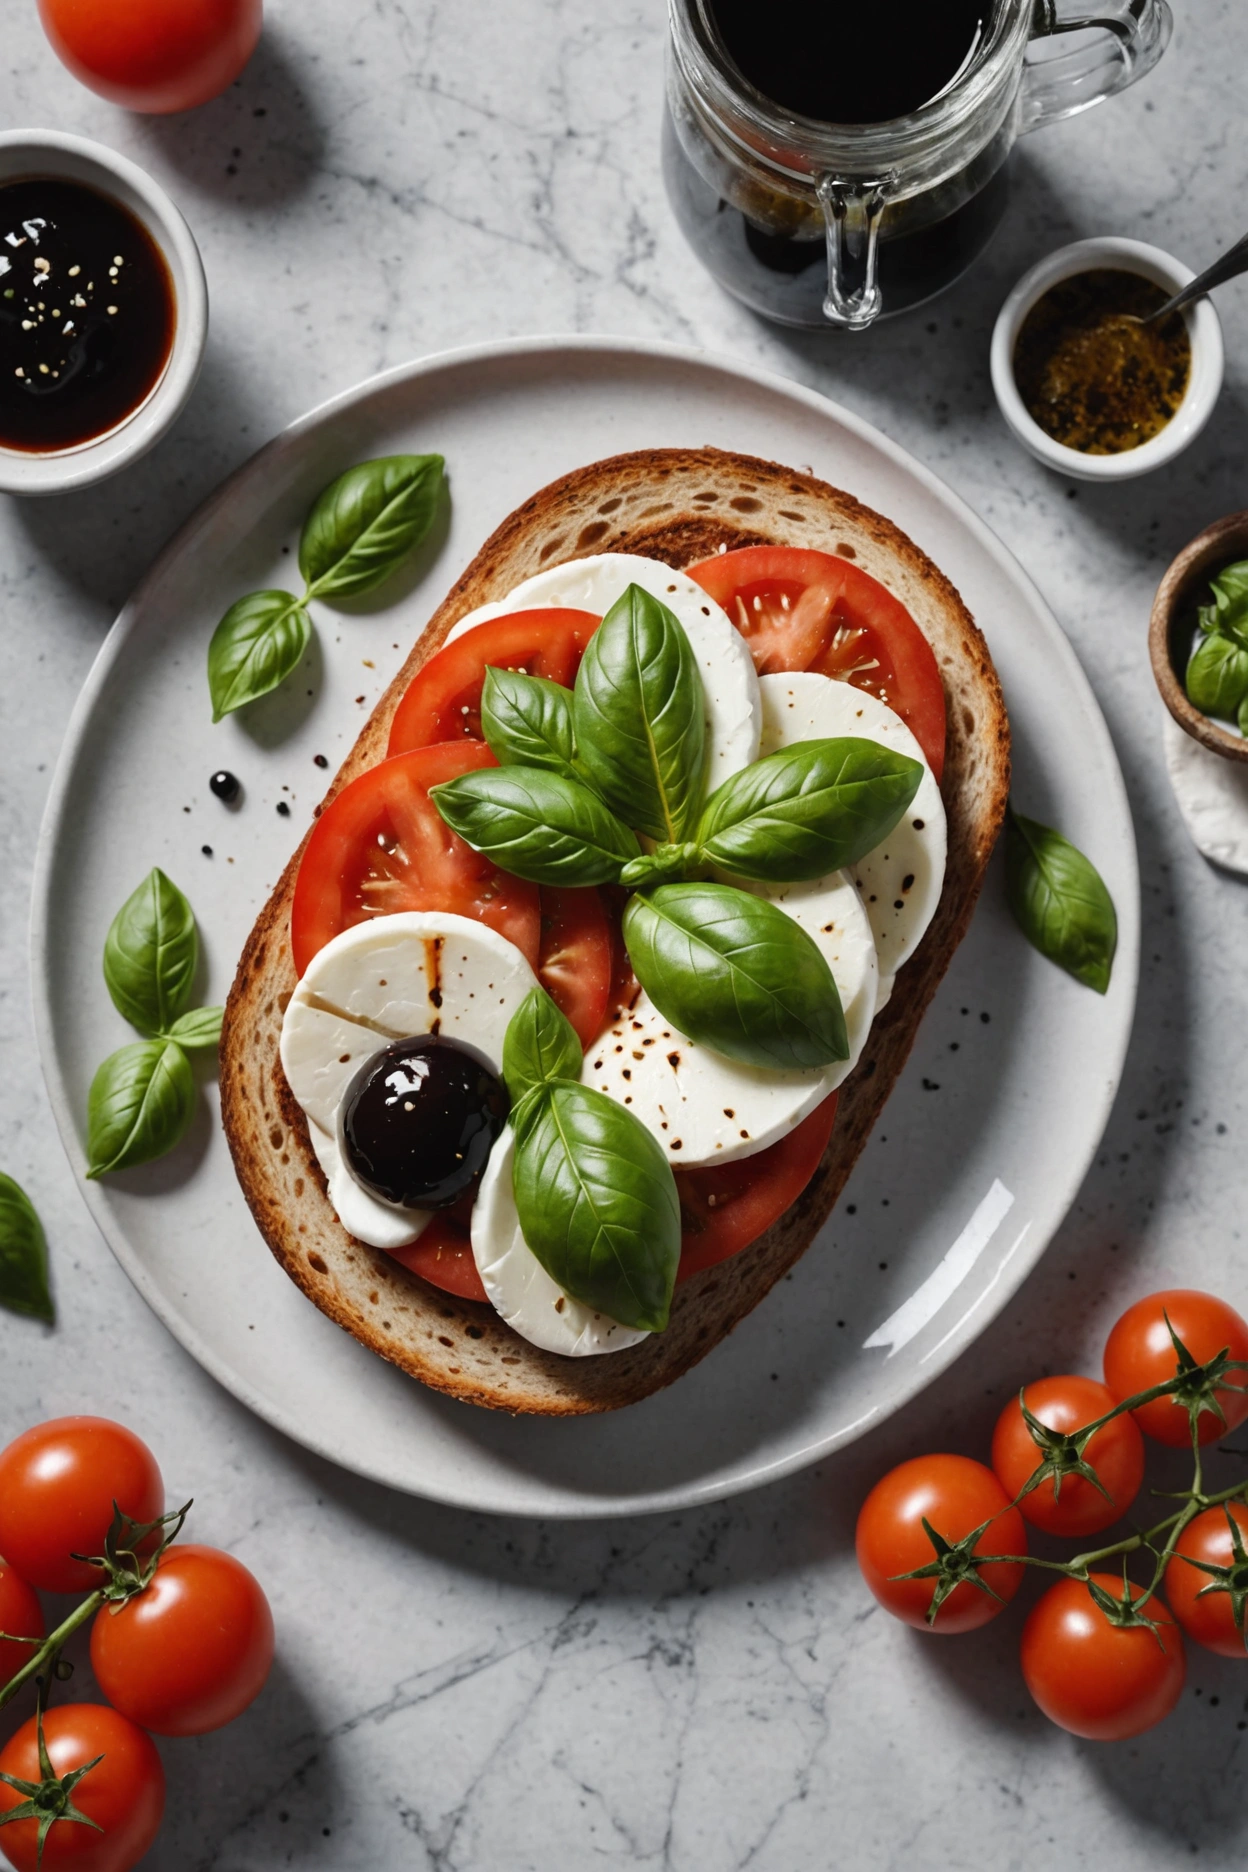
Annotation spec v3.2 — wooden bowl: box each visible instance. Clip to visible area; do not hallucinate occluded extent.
[1149,510,1248,765]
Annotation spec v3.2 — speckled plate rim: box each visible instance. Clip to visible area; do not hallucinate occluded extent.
[30,335,1139,1517]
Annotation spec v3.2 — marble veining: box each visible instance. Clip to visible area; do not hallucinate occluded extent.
[3,1,1248,1866]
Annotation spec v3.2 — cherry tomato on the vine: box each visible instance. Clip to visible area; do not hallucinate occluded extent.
[991,1375,1145,1537]
[1164,1503,1248,1658]
[1020,1574,1186,1740]
[38,0,262,115]
[90,1543,274,1736]
[855,1454,1027,1633]
[0,1418,163,1595]
[1103,1290,1248,1447]
[0,1561,44,1687]
[0,1703,164,1872]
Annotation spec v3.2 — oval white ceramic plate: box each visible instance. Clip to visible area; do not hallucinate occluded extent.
[31,338,1138,1518]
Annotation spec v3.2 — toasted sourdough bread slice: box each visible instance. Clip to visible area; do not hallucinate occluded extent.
[221,448,1010,1415]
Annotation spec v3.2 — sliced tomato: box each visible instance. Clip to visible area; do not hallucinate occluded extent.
[675,1091,839,1281]
[390,1202,488,1304]
[388,609,601,755]
[291,741,541,976]
[538,886,613,1050]
[687,545,946,781]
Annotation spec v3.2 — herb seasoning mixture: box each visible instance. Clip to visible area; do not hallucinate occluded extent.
[0,177,174,454]
[1012,269,1191,455]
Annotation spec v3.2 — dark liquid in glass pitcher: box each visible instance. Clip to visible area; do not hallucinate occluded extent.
[664,0,1014,326]
[709,0,989,124]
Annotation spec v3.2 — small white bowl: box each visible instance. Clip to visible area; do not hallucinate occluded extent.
[990,236,1223,483]
[0,130,208,497]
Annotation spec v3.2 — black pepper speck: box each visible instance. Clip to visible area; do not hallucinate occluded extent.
[276,801,291,817]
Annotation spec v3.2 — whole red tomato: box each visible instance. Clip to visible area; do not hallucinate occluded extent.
[1103,1290,1248,1447]
[856,1453,1027,1633]
[0,1703,164,1872]
[38,0,261,114]
[0,1418,163,1595]
[1164,1503,1248,1658]
[991,1374,1145,1536]
[90,1543,274,1736]
[1020,1574,1186,1740]
[0,1562,44,1689]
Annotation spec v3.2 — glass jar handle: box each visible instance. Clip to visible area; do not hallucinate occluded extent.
[1021,0,1173,131]
[816,174,895,330]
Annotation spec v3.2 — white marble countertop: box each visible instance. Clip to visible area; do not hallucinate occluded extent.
[4,3,1248,1866]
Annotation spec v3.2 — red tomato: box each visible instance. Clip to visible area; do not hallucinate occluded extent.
[0,1419,163,1596]
[1103,1290,1248,1447]
[389,1200,488,1304]
[537,886,613,1050]
[0,1703,164,1872]
[90,1543,273,1737]
[0,1561,44,1687]
[687,545,947,780]
[1020,1574,1186,1740]
[675,1092,839,1280]
[290,742,541,978]
[1164,1503,1248,1658]
[855,1454,1027,1633]
[38,0,261,114]
[387,610,599,756]
[990,1375,1145,1537]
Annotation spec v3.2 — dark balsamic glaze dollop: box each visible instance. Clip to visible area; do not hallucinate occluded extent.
[341,1035,509,1210]
[210,770,241,803]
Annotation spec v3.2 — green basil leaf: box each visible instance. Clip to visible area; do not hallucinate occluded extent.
[207,590,311,722]
[1210,558,1248,634]
[103,869,198,1035]
[163,1006,224,1052]
[623,882,847,1070]
[0,1173,53,1323]
[1239,691,1248,739]
[1186,630,1248,720]
[511,1082,680,1332]
[1005,809,1117,995]
[1198,602,1219,636]
[86,1041,195,1179]
[299,454,445,599]
[480,667,579,779]
[573,584,707,842]
[696,737,923,883]
[503,988,582,1103]
[431,768,640,887]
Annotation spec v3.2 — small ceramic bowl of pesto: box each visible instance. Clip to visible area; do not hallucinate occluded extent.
[991,236,1223,482]
[1150,510,1248,766]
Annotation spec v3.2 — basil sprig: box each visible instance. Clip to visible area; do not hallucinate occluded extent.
[1005,807,1117,995]
[574,584,707,842]
[87,871,223,1178]
[430,583,920,1072]
[503,990,680,1332]
[0,1173,53,1324]
[623,883,847,1070]
[207,453,446,720]
[1185,558,1248,729]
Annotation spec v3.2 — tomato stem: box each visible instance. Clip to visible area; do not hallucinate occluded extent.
[0,1592,102,1711]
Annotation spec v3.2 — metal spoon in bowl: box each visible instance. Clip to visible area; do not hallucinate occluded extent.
[1135,229,1248,326]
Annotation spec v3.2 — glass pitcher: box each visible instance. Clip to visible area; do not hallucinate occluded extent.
[663,0,1173,330]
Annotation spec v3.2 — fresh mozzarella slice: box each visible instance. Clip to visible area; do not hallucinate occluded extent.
[307,1118,431,1251]
[758,672,947,977]
[445,553,762,790]
[280,912,538,1250]
[471,1129,648,1357]
[580,870,877,1169]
